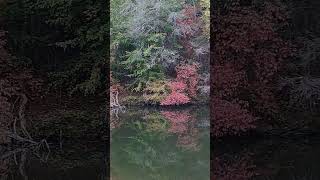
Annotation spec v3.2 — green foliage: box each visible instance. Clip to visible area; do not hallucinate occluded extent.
[111,0,183,92]
[121,95,145,106]
[5,0,108,95]
[111,109,210,180]
[110,0,211,103]
[123,49,165,92]
[143,113,169,132]
[31,109,104,139]
[115,0,183,38]
[143,80,169,104]
[200,0,210,38]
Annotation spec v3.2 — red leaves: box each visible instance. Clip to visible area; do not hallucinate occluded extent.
[175,5,202,37]
[212,97,256,137]
[167,81,186,92]
[161,110,200,151]
[176,63,199,98]
[213,156,256,180]
[212,1,293,137]
[160,91,190,106]
[160,63,199,106]
[161,111,191,124]
[213,64,246,98]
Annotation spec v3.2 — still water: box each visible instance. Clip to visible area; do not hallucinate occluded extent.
[213,136,320,179]
[4,106,319,179]
[0,106,210,180]
[110,106,210,180]
[0,142,107,179]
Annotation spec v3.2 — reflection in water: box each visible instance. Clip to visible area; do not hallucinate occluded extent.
[1,106,209,180]
[0,147,45,179]
[3,107,320,179]
[111,107,210,180]
[213,155,255,180]
[3,106,320,179]
[213,138,320,180]
[0,143,107,180]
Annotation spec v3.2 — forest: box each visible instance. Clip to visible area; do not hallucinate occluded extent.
[0,0,320,179]
[110,0,210,107]
[212,0,320,137]
[213,0,320,179]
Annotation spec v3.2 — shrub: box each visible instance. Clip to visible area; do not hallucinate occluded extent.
[176,63,200,97]
[143,80,169,104]
[160,82,190,106]
[212,0,293,136]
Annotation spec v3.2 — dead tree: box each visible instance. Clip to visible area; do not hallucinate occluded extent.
[110,85,121,108]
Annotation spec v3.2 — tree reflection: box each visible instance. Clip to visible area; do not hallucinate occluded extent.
[111,108,210,180]
[212,138,320,180]
[0,148,30,180]
[212,155,256,180]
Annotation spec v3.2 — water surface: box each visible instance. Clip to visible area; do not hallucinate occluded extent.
[1,106,210,180]
[111,106,210,180]
[3,106,320,179]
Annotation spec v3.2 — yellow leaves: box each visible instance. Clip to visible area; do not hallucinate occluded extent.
[200,0,210,38]
[143,113,168,132]
[143,80,169,104]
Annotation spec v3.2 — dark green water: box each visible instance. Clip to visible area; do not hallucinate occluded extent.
[214,137,320,179]
[0,142,107,180]
[3,106,320,180]
[0,106,210,180]
[2,106,320,179]
[110,106,210,180]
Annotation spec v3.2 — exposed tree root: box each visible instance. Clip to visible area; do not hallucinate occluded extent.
[2,93,50,154]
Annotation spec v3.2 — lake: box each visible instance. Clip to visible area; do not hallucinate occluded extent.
[110,106,210,180]
[3,106,318,179]
[213,136,320,179]
[0,106,210,180]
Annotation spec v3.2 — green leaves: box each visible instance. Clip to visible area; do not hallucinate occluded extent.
[147,33,166,44]
[121,44,169,92]
[111,0,211,96]
[6,0,109,95]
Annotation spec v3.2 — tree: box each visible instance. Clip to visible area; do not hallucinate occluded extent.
[212,0,293,136]
[5,0,108,95]
[0,16,42,142]
[279,0,320,111]
[160,82,190,105]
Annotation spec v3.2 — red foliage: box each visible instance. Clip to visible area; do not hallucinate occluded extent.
[212,1,293,137]
[110,72,122,93]
[161,110,200,151]
[213,64,246,98]
[160,81,190,106]
[160,91,190,106]
[161,63,199,105]
[213,156,256,180]
[176,63,200,97]
[175,4,204,57]
[161,111,190,134]
[161,110,191,123]
[168,81,186,92]
[175,4,202,38]
[212,97,256,137]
